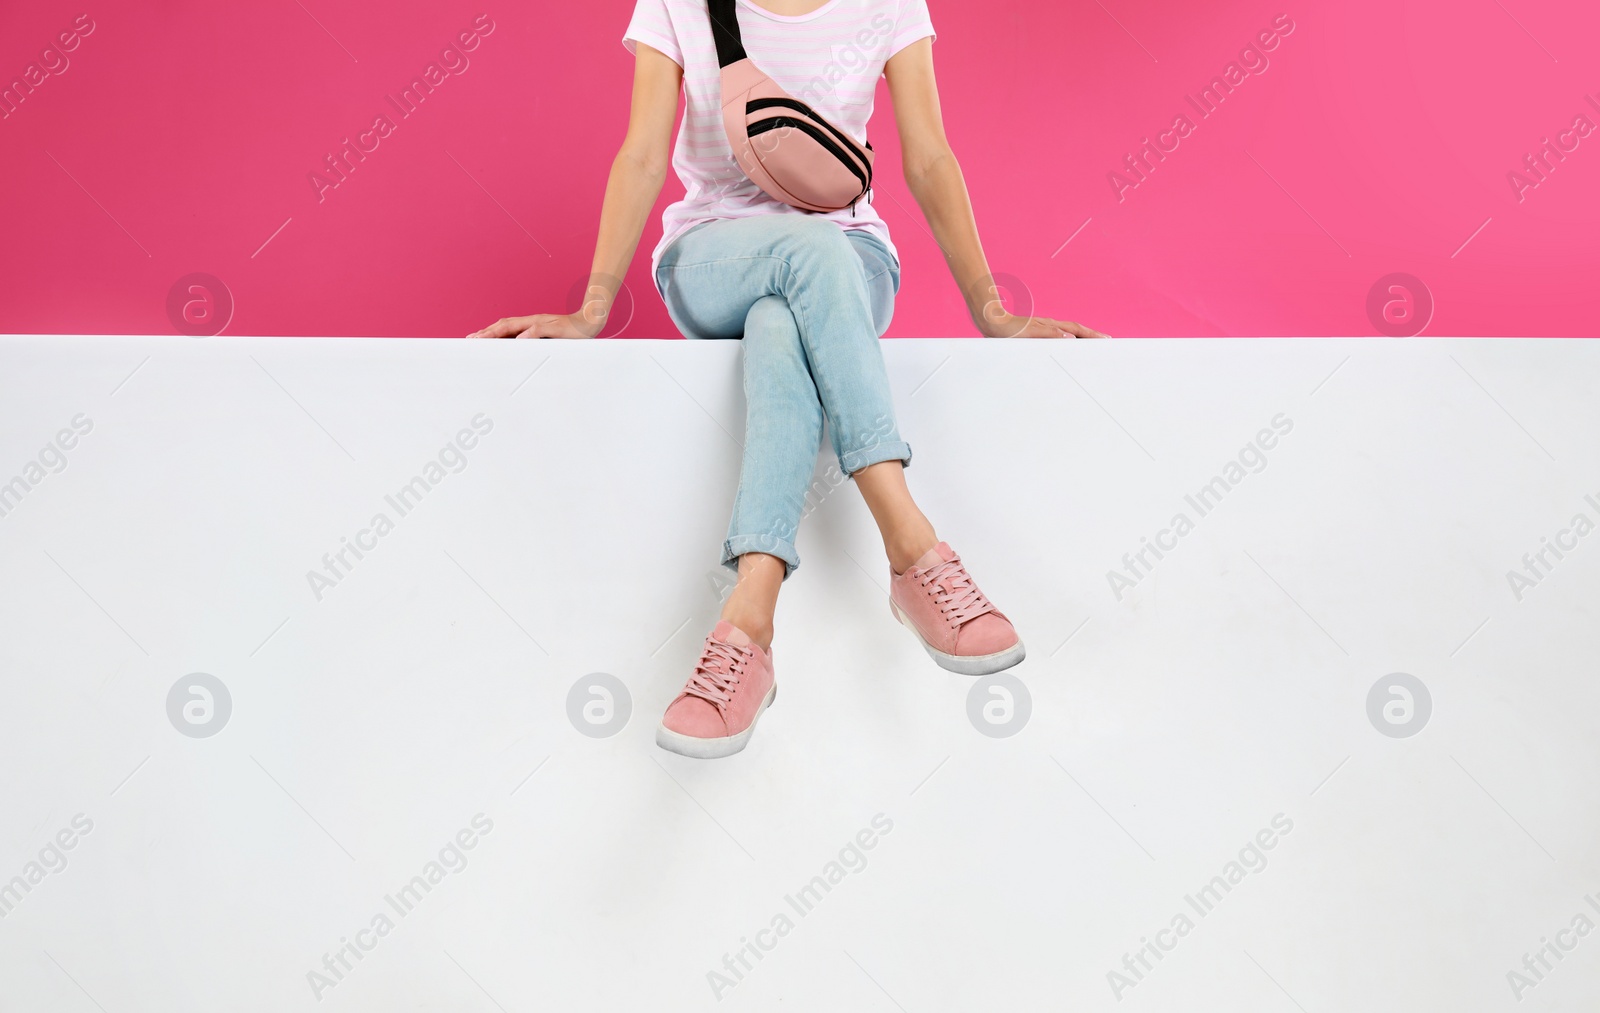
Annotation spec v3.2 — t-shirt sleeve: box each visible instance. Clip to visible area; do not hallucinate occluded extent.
[890,0,937,56]
[623,0,683,67]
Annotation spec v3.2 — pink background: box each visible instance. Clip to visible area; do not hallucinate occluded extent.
[0,0,1596,338]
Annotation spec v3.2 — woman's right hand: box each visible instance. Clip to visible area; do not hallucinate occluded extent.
[466,312,598,339]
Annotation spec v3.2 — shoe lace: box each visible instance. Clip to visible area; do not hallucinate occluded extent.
[684,639,750,709]
[921,557,997,627]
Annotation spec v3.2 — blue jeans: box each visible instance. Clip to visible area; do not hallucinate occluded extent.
[655,215,912,579]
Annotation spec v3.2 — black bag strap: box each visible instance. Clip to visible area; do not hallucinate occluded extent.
[708,0,747,68]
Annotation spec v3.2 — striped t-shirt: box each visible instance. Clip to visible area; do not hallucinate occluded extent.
[623,0,937,287]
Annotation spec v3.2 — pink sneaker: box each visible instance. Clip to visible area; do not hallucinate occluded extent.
[889,542,1025,675]
[656,620,777,758]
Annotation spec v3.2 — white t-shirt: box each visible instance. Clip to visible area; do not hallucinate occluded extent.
[623,0,936,287]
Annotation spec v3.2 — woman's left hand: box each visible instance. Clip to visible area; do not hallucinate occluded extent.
[980,313,1111,339]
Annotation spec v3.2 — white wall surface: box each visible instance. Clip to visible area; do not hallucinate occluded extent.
[0,335,1596,1011]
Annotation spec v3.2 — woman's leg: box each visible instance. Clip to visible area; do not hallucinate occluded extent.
[718,295,825,650]
[720,552,785,651]
[819,234,1025,676]
[655,215,902,756]
[657,216,914,587]
[720,270,938,642]
[851,460,939,574]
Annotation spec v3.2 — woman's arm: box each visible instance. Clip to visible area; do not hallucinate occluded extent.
[469,44,682,339]
[884,39,1107,339]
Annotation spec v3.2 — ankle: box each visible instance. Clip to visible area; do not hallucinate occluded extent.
[887,530,939,574]
[719,607,774,652]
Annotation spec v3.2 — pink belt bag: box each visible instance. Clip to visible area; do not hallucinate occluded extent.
[709,0,875,214]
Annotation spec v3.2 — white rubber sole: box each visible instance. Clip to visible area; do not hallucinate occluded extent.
[655,683,778,759]
[891,600,1026,676]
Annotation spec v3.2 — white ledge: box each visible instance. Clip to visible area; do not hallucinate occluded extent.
[0,334,1595,1010]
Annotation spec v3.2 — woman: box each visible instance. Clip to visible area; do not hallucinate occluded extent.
[471,0,1107,758]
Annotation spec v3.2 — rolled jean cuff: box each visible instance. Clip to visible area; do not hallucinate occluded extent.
[723,533,802,581]
[841,440,913,476]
